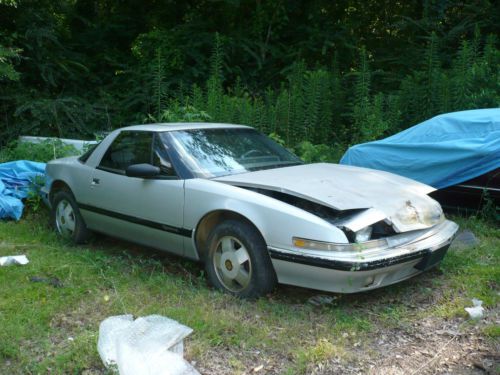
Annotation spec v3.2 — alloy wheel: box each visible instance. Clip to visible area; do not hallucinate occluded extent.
[55,199,76,237]
[213,236,252,292]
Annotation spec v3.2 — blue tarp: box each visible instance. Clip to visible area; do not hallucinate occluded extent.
[340,109,500,189]
[0,160,46,220]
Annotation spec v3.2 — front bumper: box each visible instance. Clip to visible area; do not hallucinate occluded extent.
[269,219,458,293]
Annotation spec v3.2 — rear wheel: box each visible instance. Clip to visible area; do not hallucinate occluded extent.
[205,220,277,298]
[51,190,90,244]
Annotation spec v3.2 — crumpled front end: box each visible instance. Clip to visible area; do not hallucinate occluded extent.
[215,163,446,234]
[269,219,458,293]
[328,195,446,241]
[216,162,459,293]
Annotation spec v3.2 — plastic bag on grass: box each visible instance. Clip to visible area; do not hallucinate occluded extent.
[464,299,484,319]
[98,314,199,375]
[0,255,29,266]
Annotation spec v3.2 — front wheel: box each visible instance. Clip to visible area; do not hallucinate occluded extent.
[205,220,277,298]
[51,190,90,244]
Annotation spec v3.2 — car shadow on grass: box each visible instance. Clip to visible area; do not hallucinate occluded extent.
[86,230,446,314]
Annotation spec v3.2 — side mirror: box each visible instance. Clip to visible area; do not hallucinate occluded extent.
[125,163,160,178]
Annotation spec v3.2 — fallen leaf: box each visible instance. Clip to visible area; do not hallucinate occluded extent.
[253,365,264,372]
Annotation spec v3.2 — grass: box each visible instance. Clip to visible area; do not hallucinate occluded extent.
[0,208,498,374]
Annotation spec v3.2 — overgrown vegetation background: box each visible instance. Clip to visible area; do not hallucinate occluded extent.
[1,0,499,160]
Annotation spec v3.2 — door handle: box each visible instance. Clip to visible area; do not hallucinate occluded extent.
[91,178,100,186]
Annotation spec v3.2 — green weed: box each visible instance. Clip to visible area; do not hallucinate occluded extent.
[0,211,498,373]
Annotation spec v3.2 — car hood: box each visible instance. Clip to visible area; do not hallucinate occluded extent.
[214,163,442,233]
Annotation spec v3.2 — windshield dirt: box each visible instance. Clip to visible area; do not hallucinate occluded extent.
[162,128,302,178]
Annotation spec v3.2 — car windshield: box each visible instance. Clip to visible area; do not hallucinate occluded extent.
[161,128,303,178]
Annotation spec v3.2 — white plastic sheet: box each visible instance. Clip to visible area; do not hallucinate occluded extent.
[464,298,484,319]
[0,255,29,266]
[98,314,199,375]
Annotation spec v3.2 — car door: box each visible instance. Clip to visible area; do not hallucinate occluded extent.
[80,130,187,256]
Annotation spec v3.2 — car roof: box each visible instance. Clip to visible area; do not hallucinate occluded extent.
[120,123,252,132]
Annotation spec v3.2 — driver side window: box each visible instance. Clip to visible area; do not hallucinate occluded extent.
[99,131,152,172]
[98,131,177,178]
[152,134,176,177]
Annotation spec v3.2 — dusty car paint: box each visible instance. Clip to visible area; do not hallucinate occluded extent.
[268,219,457,293]
[214,163,443,233]
[44,123,459,294]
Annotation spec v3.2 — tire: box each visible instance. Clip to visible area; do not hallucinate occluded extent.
[51,190,90,244]
[205,219,277,298]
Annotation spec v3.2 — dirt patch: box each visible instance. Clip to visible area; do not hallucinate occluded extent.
[364,316,499,375]
[191,347,292,375]
[191,310,499,374]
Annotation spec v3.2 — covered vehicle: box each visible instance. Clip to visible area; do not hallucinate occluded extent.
[340,109,500,212]
[43,123,458,298]
[0,160,46,220]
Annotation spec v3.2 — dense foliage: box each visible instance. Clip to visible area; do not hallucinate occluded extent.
[0,139,79,163]
[1,0,499,156]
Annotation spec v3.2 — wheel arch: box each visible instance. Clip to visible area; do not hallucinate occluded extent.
[49,180,73,205]
[194,209,267,261]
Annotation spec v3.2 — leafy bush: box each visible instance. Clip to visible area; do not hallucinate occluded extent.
[479,190,500,223]
[0,44,21,81]
[24,175,46,213]
[138,30,499,153]
[0,139,80,163]
[268,132,286,147]
[145,104,211,123]
[294,141,344,163]
[1,3,499,157]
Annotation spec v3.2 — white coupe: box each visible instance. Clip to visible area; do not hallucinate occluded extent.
[43,123,459,298]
